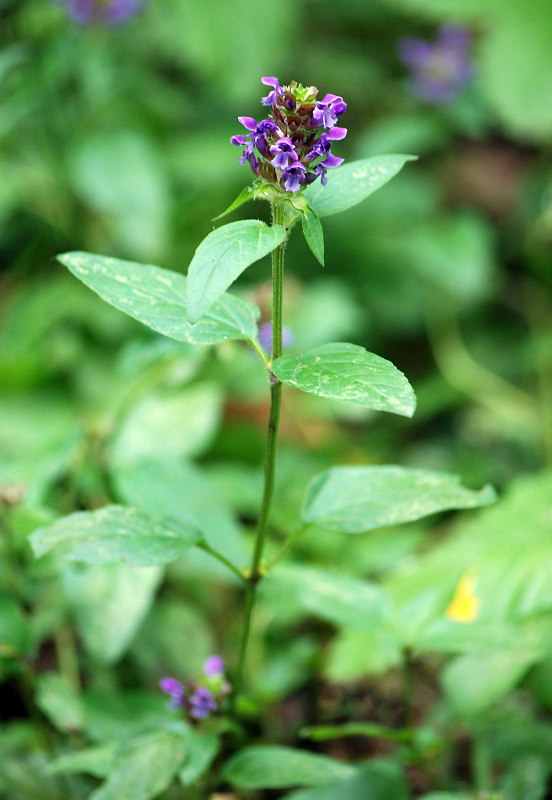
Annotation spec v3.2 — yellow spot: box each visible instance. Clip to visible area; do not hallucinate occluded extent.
[446,570,480,623]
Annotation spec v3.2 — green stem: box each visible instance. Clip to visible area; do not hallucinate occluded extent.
[265,524,312,571]
[197,541,247,583]
[235,201,286,695]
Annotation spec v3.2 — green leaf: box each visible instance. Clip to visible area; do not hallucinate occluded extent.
[272,343,416,417]
[90,730,186,800]
[303,465,496,533]
[303,155,416,218]
[0,593,29,658]
[301,722,410,743]
[221,746,356,790]
[442,649,535,715]
[178,730,219,786]
[283,761,408,800]
[212,184,258,220]
[35,673,85,734]
[29,505,200,566]
[58,252,260,346]
[300,204,324,266]
[186,220,286,322]
[48,744,117,778]
[62,563,163,664]
[267,564,389,629]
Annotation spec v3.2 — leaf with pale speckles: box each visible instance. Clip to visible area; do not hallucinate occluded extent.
[186,220,286,322]
[57,252,260,345]
[271,342,416,416]
[302,465,496,533]
[304,155,416,217]
[29,505,200,566]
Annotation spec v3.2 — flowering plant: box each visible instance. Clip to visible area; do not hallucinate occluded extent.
[27,75,496,798]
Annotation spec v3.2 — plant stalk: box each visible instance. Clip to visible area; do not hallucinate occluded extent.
[235,201,286,695]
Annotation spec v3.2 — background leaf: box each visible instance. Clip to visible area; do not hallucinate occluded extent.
[58,252,260,345]
[301,204,324,266]
[303,465,496,532]
[186,220,286,322]
[272,343,416,416]
[304,155,416,217]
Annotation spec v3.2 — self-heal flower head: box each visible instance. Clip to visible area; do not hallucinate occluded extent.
[159,677,185,709]
[189,687,218,720]
[203,655,225,677]
[58,0,143,24]
[398,23,474,105]
[230,77,347,194]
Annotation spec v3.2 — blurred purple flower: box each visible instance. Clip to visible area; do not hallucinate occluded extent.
[398,24,474,105]
[58,0,143,25]
[258,323,294,355]
[159,677,185,709]
[189,687,218,720]
[204,655,225,677]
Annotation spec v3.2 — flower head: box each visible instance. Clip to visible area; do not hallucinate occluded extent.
[398,23,474,105]
[258,323,294,355]
[160,656,230,723]
[189,687,218,719]
[203,655,225,677]
[230,78,347,193]
[159,677,185,709]
[58,0,143,24]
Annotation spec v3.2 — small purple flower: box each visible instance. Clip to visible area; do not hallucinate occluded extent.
[58,0,143,24]
[189,687,218,720]
[281,162,307,193]
[159,677,185,709]
[258,323,294,355]
[261,77,283,107]
[398,23,474,105]
[309,127,347,160]
[204,655,225,677]
[312,94,347,129]
[270,137,298,169]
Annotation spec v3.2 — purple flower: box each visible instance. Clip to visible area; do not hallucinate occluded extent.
[281,162,307,193]
[309,127,347,160]
[258,323,294,355]
[204,655,225,677]
[189,687,218,720]
[312,94,347,129]
[270,137,298,169]
[58,0,143,24]
[159,677,185,709]
[398,23,474,105]
[261,76,283,107]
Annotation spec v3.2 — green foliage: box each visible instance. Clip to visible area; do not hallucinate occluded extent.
[303,465,495,532]
[58,252,261,346]
[29,505,200,566]
[272,343,416,416]
[300,204,325,266]
[186,220,286,322]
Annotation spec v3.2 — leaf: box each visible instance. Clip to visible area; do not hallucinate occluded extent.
[113,458,245,568]
[58,252,260,346]
[178,730,219,786]
[186,220,286,322]
[303,155,416,218]
[212,184,258,220]
[272,343,416,417]
[35,673,85,734]
[0,593,29,658]
[62,562,163,664]
[442,649,536,715]
[283,761,408,800]
[301,722,410,743]
[47,744,117,778]
[90,730,186,800]
[221,746,356,789]
[29,505,200,566]
[303,465,496,533]
[300,204,324,266]
[267,564,389,629]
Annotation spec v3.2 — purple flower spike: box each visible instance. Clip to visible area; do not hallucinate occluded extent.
[189,687,218,720]
[204,655,225,677]
[398,23,474,105]
[59,0,143,24]
[261,77,283,106]
[160,677,185,709]
[281,162,307,193]
[270,137,298,169]
[258,323,294,355]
